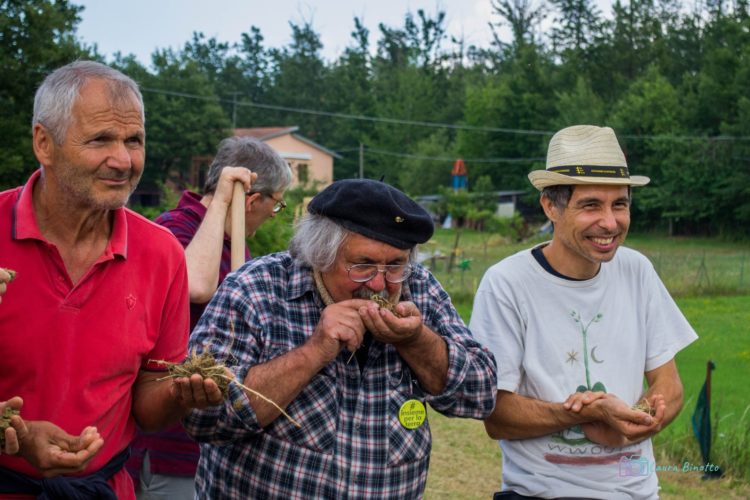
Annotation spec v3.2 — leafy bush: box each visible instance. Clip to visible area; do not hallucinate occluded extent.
[129,180,181,221]
[250,186,316,257]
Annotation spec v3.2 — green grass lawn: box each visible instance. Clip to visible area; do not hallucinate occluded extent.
[654,295,750,483]
[422,230,750,498]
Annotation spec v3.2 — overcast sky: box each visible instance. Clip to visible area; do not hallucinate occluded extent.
[75,0,508,65]
[75,1,617,68]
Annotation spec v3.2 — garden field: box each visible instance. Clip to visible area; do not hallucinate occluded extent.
[421,230,750,499]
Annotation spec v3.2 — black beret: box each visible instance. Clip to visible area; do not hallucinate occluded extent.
[308,179,434,249]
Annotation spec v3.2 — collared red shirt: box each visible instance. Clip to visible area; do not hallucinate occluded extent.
[0,170,189,499]
[184,252,497,499]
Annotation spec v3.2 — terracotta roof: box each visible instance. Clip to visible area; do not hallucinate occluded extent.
[234,126,299,140]
[233,126,341,159]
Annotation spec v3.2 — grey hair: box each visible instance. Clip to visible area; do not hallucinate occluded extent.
[33,60,144,145]
[289,213,418,272]
[203,136,292,195]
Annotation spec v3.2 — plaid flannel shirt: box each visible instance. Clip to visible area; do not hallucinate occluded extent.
[183,252,497,499]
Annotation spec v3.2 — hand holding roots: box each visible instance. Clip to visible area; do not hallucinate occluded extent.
[370,295,403,318]
[347,295,402,364]
[631,398,656,417]
[1,268,16,282]
[0,407,19,448]
[153,350,301,428]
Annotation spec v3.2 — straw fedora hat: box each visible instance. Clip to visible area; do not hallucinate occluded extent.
[528,125,650,190]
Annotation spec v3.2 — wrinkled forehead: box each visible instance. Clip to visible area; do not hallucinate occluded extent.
[339,233,411,262]
[77,78,144,119]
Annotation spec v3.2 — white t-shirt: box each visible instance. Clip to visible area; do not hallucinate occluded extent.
[470,244,698,499]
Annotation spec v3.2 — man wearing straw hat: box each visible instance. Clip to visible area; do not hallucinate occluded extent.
[127,136,292,499]
[182,178,497,499]
[470,125,697,499]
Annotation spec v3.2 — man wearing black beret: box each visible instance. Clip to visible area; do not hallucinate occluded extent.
[183,179,498,499]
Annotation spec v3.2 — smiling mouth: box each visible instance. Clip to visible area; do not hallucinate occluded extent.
[590,236,615,245]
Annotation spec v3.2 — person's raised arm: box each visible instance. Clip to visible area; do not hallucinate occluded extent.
[184,167,256,303]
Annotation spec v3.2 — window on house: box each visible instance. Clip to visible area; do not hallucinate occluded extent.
[297,163,309,185]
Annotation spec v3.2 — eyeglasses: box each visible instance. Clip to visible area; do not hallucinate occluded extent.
[267,194,287,214]
[249,192,287,213]
[345,263,412,284]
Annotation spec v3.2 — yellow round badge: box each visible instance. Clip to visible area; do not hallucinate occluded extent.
[398,399,426,429]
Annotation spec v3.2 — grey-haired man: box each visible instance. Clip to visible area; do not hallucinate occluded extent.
[470,125,697,499]
[182,179,497,499]
[0,60,222,498]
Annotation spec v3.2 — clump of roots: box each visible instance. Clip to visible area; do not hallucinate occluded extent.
[346,294,403,365]
[631,399,656,416]
[152,349,300,428]
[0,407,19,448]
[160,350,232,396]
[370,294,402,318]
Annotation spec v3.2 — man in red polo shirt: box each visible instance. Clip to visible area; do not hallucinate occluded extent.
[0,60,223,499]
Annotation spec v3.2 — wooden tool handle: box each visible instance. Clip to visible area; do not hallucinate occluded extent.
[230,182,246,271]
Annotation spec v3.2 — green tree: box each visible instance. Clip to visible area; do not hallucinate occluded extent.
[458,43,554,191]
[0,0,89,188]
[324,18,377,179]
[114,50,231,188]
[397,130,456,195]
[472,175,498,213]
[553,76,606,128]
[266,21,330,139]
[490,0,547,50]
[364,9,461,187]
[548,0,605,89]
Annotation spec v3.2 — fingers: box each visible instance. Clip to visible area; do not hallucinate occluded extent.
[604,400,653,431]
[563,391,607,412]
[173,374,226,409]
[60,427,104,465]
[315,300,369,361]
[581,421,630,447]
[3,427,19,455]
[643,393,666,420]
[1,396,23,412]
[0,270,8,303]
[39,437,104,477]
[9,413,28,442]
[3,398,26,455]
[216,166,256,203]
[336,299,375,310]
[358,302,423,347]
[16,421,104,477]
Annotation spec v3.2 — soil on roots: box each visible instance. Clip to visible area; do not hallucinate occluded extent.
[0,407,19,447]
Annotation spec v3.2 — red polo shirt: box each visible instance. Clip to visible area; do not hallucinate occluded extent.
[0,170,189,499]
